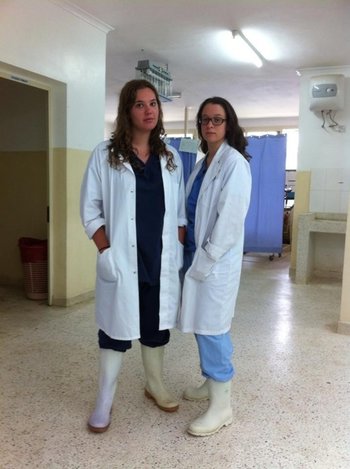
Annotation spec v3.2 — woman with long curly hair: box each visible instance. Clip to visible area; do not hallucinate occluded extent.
[178,97,251,437]
[80,79,186,433]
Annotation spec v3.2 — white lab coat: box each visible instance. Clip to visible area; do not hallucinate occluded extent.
[80,141,186,340]
[178,141,251,335]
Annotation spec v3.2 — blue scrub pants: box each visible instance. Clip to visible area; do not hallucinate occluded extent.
[195,333,234,382]
[183,250,234,382]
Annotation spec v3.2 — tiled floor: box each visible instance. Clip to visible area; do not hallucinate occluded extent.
[1,250,349,469]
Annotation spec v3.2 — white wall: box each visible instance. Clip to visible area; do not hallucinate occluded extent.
[298,66,350,214]
[0,0,111,150]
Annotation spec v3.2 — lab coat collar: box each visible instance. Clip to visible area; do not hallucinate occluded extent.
[198,141,228,196]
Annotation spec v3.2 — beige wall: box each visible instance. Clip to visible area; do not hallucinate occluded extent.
[290,171,310,271]
[51,148,66,302]
[50,147,95,306]
[66,149,95,305]
[339,198,350,333]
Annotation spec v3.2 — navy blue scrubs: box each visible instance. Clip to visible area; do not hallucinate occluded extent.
[99,154,170,351]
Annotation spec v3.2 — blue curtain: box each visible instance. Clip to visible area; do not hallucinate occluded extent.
[244,134,287,254]
[165,137,197,184]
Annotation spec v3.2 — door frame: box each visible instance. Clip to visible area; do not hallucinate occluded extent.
[0,62,66,305]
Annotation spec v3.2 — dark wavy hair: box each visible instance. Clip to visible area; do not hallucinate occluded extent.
[196,97,250,161]
[108,79,176,170]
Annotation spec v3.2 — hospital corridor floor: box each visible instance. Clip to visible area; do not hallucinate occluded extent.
[1,249,349,469]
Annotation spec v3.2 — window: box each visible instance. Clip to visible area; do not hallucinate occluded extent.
[246,129,298,170]
[284,129,298,170]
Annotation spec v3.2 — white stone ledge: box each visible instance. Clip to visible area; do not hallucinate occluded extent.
[295,212,347,284]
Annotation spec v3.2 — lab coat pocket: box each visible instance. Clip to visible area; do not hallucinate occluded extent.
[97,248,118,282]
[188,247,215,281]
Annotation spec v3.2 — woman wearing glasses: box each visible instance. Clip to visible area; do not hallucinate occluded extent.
[178,97,251,436]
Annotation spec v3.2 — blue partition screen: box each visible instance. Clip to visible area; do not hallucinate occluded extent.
[244,134,287,254]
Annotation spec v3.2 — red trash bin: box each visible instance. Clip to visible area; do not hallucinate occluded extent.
[18,237,48,300]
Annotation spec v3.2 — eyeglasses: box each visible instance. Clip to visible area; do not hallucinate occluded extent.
[199,117,227,126]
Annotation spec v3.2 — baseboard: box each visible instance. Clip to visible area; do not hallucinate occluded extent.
[337,321,350,335]
[52,290,95,307]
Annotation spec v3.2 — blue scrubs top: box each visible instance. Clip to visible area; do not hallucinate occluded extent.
[185,159,207,253]
[130,153,165,285]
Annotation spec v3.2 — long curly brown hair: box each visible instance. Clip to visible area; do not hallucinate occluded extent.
[108,79,176,171]
[196,97,250,161]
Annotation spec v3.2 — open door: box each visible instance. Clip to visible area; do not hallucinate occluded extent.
[0,70,51,302]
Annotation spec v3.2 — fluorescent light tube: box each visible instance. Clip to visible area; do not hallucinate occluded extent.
[232,30,264,68]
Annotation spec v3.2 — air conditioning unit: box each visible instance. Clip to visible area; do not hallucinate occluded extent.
[309,74,345,111]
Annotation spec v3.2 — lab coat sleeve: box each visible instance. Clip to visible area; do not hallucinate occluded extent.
[80,144,107,239]
[204,157,251,261]
[176,153,187,227]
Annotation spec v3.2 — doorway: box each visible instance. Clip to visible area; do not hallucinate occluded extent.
[0,76,49,300]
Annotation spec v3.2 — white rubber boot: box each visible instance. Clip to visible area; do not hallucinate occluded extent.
[187,379,233,436]
[87,349,123,433]
[183,380,209,401]
[141,345,179,412]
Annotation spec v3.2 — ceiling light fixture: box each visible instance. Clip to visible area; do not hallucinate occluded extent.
[231,30,264,68]
[135,59,173,101]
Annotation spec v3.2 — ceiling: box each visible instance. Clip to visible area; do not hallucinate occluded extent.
[68,0,350,128]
